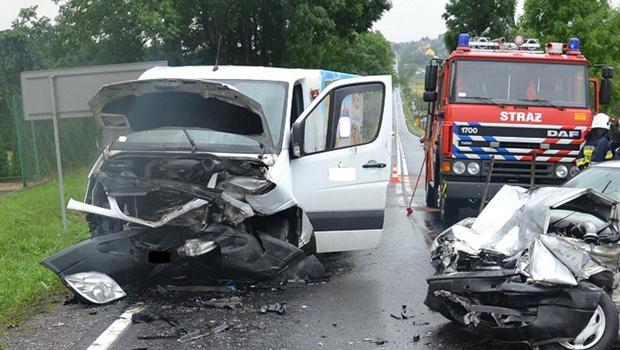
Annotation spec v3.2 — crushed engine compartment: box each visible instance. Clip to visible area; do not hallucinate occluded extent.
[43,153,324,304]
[425,185,620,347]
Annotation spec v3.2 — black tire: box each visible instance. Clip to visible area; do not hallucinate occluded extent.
[440,195,460,226]
[541,293,618,350]
[425,180,437,208]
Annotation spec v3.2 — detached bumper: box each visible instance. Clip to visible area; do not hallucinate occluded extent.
[425,270,603,346]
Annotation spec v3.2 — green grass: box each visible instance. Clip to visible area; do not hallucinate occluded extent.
[0,171,89,329]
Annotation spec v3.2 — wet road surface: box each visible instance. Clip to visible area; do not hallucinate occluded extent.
[3,90,529,349]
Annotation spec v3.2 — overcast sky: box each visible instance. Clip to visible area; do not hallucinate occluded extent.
[2,0,620,43]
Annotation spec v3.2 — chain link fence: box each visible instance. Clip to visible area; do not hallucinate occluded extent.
[0,96,100,186]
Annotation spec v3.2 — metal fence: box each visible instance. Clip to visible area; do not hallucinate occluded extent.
[0,95,99,186]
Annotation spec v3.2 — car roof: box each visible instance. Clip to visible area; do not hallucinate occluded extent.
[139,65,324,85]
[592,160,620,169]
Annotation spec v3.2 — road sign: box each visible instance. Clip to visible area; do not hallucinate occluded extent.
[19,61,168,232]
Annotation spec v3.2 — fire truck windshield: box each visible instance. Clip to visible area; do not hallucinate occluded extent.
[450,60,588,108]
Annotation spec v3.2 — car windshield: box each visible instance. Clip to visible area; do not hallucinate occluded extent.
[562,167,620,201]
[450,60,588,108]
[110,80,288,154]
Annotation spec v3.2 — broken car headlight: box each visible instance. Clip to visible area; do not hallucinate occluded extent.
[555,164,568,178]
[64,271,125,304]
[452,161,466,175]
[178,239,218,257]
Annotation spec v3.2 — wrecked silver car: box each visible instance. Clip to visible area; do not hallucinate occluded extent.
[42,69,394,304]
[425,183,620,349]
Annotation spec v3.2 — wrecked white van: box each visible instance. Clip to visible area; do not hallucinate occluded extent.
[42,66,393,304]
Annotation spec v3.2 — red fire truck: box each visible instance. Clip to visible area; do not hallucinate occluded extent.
[422,34,613,224]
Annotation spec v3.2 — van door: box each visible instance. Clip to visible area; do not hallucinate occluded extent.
[290,76,393,253]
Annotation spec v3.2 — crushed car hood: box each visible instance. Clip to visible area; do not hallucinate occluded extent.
[431,185,620,286]
[89,78,275,153]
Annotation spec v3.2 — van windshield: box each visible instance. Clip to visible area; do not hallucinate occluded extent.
[109,80,288,154]
[450,60,588,108]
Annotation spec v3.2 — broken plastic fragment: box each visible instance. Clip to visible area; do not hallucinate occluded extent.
[64,271,125,304]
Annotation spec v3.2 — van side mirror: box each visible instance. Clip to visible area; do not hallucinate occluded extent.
[424,64,438,92]
[291,123,303,157]
[423,91,438,102]
[600,78,612,105]
[337,116,351,139]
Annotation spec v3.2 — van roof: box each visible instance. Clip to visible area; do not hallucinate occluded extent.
[140,65,339,84]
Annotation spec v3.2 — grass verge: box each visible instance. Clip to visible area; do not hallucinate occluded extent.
[0,171,89,330]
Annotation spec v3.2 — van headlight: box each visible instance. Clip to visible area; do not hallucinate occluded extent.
[555,164,569,178]
[64,271,125,304]
[452,161,466,175]
[466,162,480,175]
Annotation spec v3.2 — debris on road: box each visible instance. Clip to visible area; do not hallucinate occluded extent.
[132,311,157,324]
[259,303,287,315]
[364,337,388,345]
[400,304,414,319]
[178,322,230,343]
[412,334,420,342]
[203,296,242,309]
[161,285,236,293]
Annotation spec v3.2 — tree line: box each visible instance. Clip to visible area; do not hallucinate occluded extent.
[0,0,395,178]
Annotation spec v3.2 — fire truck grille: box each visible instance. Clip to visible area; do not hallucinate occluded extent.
[452,122,587,163]
[480,160,560,185]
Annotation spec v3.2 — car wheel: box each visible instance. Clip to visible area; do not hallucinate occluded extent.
[542,293,618,350]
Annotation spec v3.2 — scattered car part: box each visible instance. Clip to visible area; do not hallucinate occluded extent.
[259,303,287,315]
[178,322,230,343]
[203,297,242,310]
[63,271,125,304]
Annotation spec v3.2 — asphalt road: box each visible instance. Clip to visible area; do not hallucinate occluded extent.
[3,90,527,350]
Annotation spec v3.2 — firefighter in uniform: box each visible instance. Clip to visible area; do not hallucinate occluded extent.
[576,113,614,169]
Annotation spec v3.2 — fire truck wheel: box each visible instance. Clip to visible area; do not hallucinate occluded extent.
[425,181,438,208]
[440,197,459,226]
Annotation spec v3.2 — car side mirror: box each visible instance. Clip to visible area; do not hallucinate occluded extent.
[600,78,612,105]
[338,116,351,139]
[291,123,303,158]
[420,135,426,144]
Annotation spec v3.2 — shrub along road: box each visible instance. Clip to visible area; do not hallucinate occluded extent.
[0,172,89,329]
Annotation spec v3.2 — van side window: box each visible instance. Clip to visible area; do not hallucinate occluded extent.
[290,83,304,126]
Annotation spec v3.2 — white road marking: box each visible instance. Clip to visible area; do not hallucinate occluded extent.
[87,304,144,350]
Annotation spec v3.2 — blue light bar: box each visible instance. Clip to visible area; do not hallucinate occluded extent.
[457,33,470,48]
[568,37,581,52]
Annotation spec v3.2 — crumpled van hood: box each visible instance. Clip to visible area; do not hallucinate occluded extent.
[89,78,275,153]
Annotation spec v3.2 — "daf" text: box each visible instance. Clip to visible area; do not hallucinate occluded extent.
[547,130,580,138]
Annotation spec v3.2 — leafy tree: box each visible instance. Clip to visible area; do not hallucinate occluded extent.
[520,0,620,66]
[286,31,394,75]
[442,0,517,51]
[52,0,392,68]
[520,0,620,113]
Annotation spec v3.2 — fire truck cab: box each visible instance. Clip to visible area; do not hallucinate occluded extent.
[422,34,613,224]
